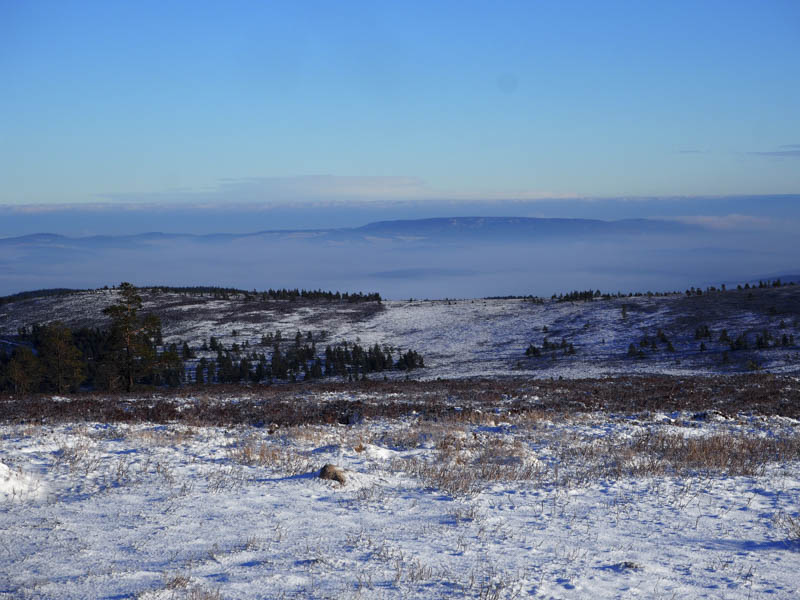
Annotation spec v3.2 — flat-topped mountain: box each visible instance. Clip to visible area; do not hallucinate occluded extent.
[353,216,692,239]
[0,216,694,247]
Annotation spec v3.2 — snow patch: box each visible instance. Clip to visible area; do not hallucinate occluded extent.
[0,461,45,502]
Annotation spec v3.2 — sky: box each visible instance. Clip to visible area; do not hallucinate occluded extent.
[1,1,799,299]
[2,0,799,217]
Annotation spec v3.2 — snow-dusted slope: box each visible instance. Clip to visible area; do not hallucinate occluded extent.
[1,409,798,599]
[2,286,799,379]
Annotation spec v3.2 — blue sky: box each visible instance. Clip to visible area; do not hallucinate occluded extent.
[1,0,799,211]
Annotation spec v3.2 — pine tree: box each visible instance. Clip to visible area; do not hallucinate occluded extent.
[158,344,183,387]
[39,322,86,393]
[196,359,206,385]
[5,347,42,393]
[310,358,323,379]
[206,360,216,383]
[102,282,164,391]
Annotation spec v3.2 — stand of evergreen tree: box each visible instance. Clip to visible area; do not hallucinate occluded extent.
[202,339,423,384]
[147,285,381,302]
[0,283,183,393]
[0,283,420,392]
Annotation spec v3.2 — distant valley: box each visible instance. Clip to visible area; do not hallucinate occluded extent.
[1,216,797,299]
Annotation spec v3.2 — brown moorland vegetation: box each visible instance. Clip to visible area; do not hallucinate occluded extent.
[2,374,799,427]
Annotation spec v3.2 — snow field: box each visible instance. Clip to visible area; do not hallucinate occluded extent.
[1,406,799,599]
[166,296,799,381]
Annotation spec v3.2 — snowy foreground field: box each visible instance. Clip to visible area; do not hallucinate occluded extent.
[2,384,800,599]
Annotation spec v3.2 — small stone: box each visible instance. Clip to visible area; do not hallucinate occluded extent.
[319,464,346,485]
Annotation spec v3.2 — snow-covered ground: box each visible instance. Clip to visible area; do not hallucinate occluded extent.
[3,288,799,596]
[2,404,799,599]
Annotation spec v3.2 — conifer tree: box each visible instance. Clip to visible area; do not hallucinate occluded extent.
[102,282,165,391]
[39,322,86,393]
[206,360,216,383]
[196,358,206,384]
[5,347,42,393]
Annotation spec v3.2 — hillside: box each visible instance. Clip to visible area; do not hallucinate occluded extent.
[2,282,799,382]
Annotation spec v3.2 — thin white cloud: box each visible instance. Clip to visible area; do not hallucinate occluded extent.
[86,175,575,206]
[663,214,775,230]
[98,175,432,205]
[0,174,574,218]
[749,144,800,157]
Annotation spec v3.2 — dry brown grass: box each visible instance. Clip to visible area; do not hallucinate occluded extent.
[629,431,800,476]
[390,425,545,496]
[379,420,470,450]
[553,429,800,484]
[382,411,800,496]
[281,425,331,445]
[126,426,196,447]
[226,438,312,476]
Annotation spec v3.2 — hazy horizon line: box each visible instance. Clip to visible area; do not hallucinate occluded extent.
[3,191,800,213]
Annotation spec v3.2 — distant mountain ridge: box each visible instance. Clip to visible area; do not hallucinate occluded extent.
[0,216,695,246]
[353,216,691,238]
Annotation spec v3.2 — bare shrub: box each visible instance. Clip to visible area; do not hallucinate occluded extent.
[628,431,800,477]
[226,439,311,476]
[282,425,330,446]
[396,457,480,496]
[206,465,249,492]
[379,421,469,451]
[186,586,222,600]
[163,572,190,589]
[777,512,800,541]
[553,429,800,484]
[126,426,196,447]
[393,431,544,496]
[55,438,92,469]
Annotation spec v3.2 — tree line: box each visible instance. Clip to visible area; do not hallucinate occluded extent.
[0,288,77,307]
[0,284,382,308]
[0,283,419,394]
[118,285,381,302]
[1,283,181,393]
[195,336,423,385]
